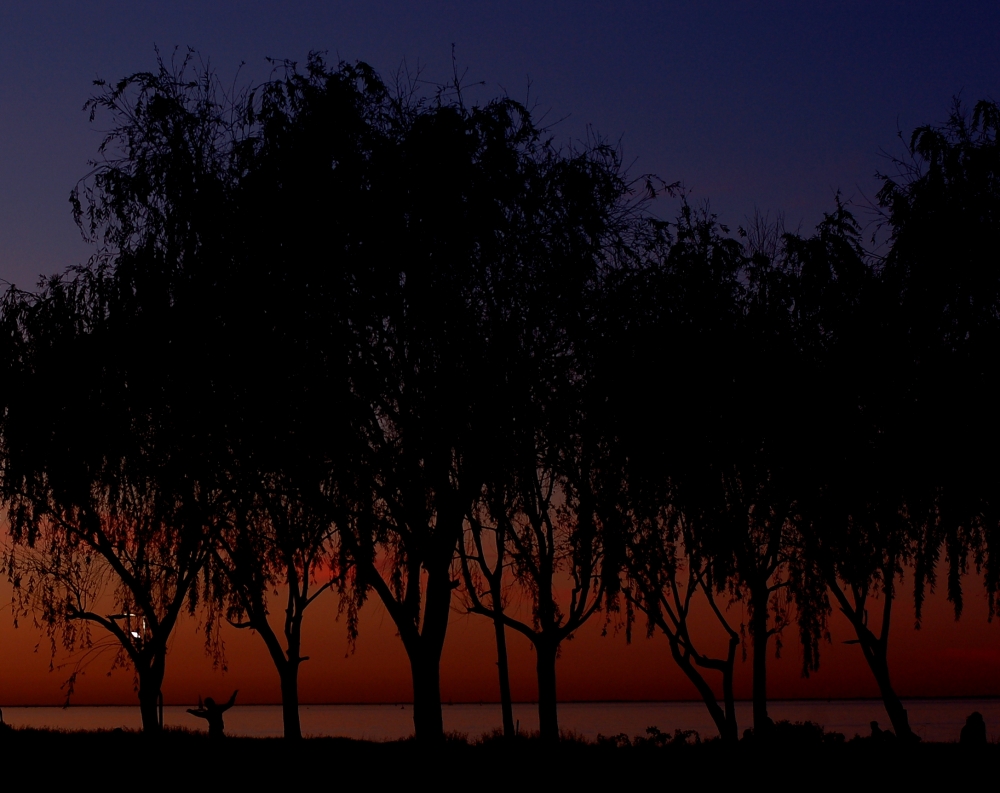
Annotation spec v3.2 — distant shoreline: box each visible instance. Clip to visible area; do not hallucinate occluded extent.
[5,695,1000,707]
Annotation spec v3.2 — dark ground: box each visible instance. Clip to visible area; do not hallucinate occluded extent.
[0,726,990,789]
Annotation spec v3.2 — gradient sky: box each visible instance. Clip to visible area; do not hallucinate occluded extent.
[3,1,1000,288]
[1,567,998,706]
[1,1,1000,704]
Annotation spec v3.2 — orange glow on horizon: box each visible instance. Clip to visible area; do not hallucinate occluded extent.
[1,556,998,707]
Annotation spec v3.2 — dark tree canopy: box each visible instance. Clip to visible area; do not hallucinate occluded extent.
[2,50,999,747]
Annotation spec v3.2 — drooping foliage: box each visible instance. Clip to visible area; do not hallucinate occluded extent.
[0,50,246,732]
[877,99,1000,618]
[2,50,999,748]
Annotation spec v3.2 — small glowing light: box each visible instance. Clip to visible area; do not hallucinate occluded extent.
[130,631,141,638]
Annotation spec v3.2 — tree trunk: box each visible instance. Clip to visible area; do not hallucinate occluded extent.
[849,632,915,740]
[721,636,739,743]
[249,603,304,741]
[411,649,444,740]
[279,661,303,740]
[868,651,913,739]
[493,613,516,738]
[750,590,770,733]
[666,636,732,742]
[407,564,453,742]
[828,577,916,741]
[536,640,559,742]
[137,657,165,734]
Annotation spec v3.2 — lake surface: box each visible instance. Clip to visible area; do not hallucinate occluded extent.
[2,699,998,742]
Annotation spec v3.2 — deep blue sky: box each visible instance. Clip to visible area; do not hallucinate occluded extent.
[1,1,998,288]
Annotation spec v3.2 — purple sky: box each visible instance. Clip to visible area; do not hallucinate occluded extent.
[1,1,998,288]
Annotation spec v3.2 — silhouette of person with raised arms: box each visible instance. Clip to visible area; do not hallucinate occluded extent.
[960,711,987,745]
[187,690,238,738]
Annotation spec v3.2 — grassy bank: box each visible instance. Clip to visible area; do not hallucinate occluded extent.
[1,724,993,787]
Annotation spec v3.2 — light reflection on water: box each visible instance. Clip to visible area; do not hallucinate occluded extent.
[2,699,998,742]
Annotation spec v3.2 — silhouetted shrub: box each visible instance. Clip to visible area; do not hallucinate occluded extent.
[775,719,823,742]
[595,732,632,748]
[596,725,701,748]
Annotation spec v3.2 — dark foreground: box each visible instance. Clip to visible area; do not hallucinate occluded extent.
[1,726,991,788]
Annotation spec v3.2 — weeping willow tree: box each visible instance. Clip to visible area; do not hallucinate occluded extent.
[0,271,221,732]
[0,50,243,731]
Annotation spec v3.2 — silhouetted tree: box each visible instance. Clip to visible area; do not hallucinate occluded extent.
[0,51,246,732]
[622,505,740,742]
[607,204,823,734]
[209,479,337,740]
[0,272,219,733]
[877,98,1000,617]
[190,62,361,740]
[454,126,645,742]
[796,99,1000,738]
[600,202,745,741]
[233,53,647,740]
[233,57,553,741]
[780,201,920,738]
[460,442,610,743]
[459,499,516,738]
[719,214,820,733]
[14,44,996,748]
[280,62,493,743]
[803,498,919,738]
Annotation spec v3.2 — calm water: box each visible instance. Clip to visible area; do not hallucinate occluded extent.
[2,699,998,742]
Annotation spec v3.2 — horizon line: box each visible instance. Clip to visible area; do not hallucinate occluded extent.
[5,695,1000,708]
